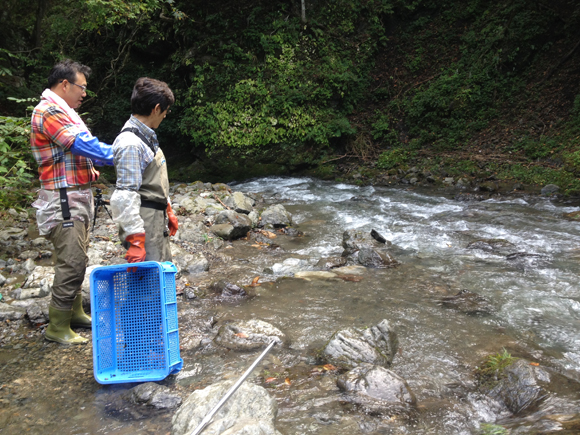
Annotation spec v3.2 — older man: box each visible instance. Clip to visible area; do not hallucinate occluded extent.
[31,59,113,345]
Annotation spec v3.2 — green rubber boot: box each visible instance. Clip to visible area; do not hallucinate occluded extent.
[71,293,92,328]
[45,306,88,345]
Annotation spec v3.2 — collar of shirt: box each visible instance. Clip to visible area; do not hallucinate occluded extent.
[128,115,160,152]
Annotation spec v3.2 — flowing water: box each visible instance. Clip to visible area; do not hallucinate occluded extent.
[2,177,580,435]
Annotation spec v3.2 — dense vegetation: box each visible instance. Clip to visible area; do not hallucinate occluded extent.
[1,0,579,209]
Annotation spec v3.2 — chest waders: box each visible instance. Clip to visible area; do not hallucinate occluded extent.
[120,128,172,262]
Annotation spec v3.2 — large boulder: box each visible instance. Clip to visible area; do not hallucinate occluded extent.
[322,319,397,370]
[224,192,255,214]
[172,380,281,435]
[215,319,285,351]
[211,210,252,240]
[337,363,416,416]
[260,205,292,228]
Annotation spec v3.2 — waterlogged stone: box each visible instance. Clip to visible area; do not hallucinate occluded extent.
[357,247,397,268]
[172,380,281,435]
[323,319,398,370]
[438,290,494,315]
[337,363,416,416]
[490,359,550,415]
[126,382,182,409]
[214,319,284,351]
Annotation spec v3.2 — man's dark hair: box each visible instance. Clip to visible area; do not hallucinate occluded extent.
[131,77,175,116]
[47,59,91,88]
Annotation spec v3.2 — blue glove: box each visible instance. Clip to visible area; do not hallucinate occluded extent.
[71,132,114,166]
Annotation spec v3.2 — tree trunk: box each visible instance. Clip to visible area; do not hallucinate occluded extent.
[33,0,48,48]
[301,0,306,23]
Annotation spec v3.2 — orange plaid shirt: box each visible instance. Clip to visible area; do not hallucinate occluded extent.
[30,99,99,189]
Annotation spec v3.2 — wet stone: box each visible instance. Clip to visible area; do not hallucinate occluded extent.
[210,280,247,297]
[322,319,398,370]
[172,379,281,435]
[358,247,397,268]
[337,363,416,417]
[214,319,285,351]
[489,359,550,415]
[437,290,494,315]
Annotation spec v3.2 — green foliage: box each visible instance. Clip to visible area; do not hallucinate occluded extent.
[377,148,410,169]
[476,348,516,384]
[480,424,509,435]
[0,115,35,209]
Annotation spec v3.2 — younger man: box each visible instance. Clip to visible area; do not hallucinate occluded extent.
[110,77,178,262]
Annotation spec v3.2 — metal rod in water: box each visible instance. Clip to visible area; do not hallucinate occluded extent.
[188,340,278,435]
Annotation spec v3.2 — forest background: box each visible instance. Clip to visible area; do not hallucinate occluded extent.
[1,0,580,210]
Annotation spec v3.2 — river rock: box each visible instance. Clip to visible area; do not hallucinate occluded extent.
[214,319,285,351]
[172,379,281,435]
[489,359,550,415]
[125,382,182,409]
[212,183,231,192]
[322,319,397,370]
[506,252,551,270]
[178,221,208,244]
[541,184,559,196]
[316,256,347,269]
[260,204,292,228]
[13,287,50,300]
[171,245,210,274]
[270,258,311,275]
[212,210,252,240]
[0,227,28,242]
[294,271,337,280]
[22,266,53,292]
[342,229,392,258]
[11,297,50,324]
[0,302,26,320]
[337,363,416,416]
[18,250,40,260]
[0,273,6,287]
[210,280,248,297]
[437,290,494,315]
[357,247,397,268]
[466,238,516,255]
[224,192,255,214]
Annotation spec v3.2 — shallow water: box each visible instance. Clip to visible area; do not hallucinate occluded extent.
[2,177,580,434]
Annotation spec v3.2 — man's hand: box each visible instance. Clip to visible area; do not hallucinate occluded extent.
[167,203,179,236]
[125,233,146,263]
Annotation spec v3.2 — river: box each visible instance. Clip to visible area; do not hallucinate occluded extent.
[1,176,579,434]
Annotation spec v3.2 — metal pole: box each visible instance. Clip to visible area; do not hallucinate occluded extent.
[188,340,277,435]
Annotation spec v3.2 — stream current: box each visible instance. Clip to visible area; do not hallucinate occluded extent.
[2,176,580,434]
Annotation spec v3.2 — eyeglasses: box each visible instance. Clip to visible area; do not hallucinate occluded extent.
[60,80,87,92]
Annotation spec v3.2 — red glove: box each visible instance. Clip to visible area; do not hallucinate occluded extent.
[125,233,146,263]
[167,203,179,236]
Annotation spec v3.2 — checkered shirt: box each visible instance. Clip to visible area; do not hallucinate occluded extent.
[30,99,99,189]
[113,115,159,192]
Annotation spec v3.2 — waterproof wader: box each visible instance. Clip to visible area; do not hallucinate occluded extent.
[119,129,172,262]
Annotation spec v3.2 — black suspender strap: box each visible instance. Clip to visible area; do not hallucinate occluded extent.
[141,199,167,210]
[120,127,156,155]
[59,187,71,220]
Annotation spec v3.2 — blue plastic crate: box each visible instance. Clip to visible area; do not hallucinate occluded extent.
[90,261,183,384]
